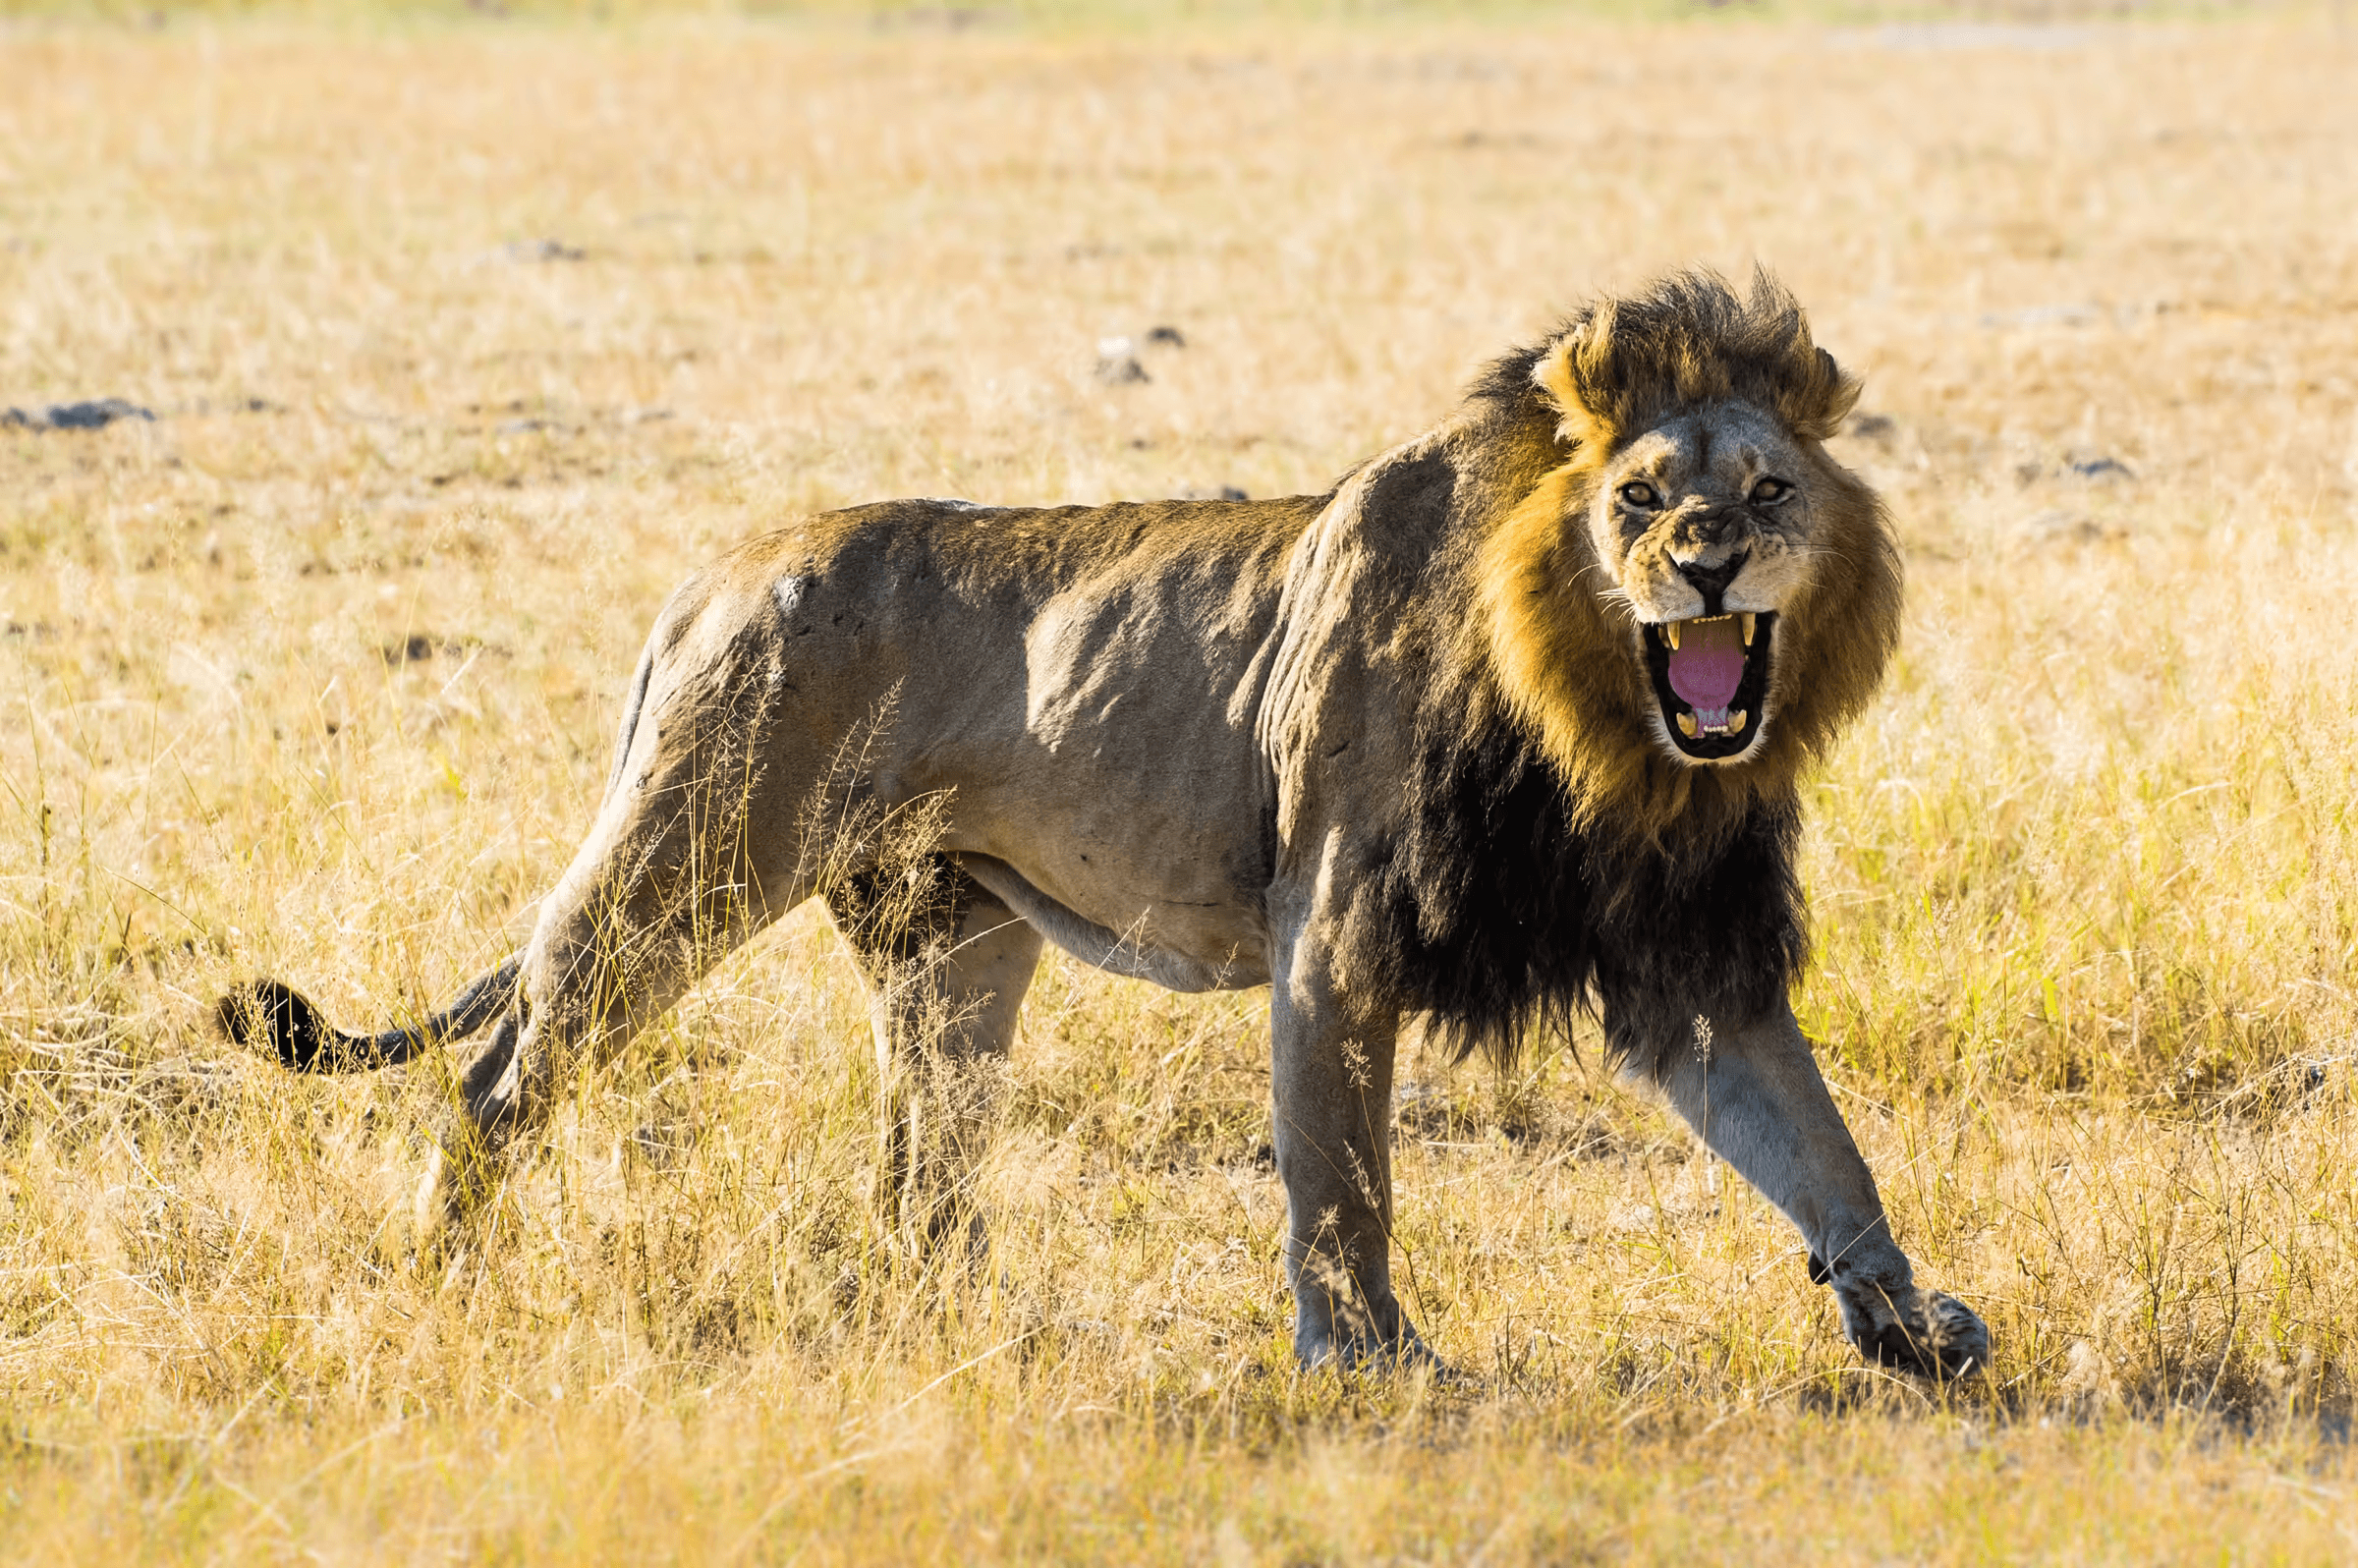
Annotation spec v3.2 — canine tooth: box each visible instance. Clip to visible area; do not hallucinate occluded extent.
[1676,711,1698,738]
[1729,709,1748,731]
[1740,613,1757,646]
[1664,622,1681,650]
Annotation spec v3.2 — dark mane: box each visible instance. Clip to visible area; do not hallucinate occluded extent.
[1375,667,1809,1065]
[1465,338,1552,410]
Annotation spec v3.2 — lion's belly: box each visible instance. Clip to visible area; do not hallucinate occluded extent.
[912,667,1277,983]
[944,817,1272,985]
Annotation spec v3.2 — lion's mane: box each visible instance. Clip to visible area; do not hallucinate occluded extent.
[1368,270,1901,1064]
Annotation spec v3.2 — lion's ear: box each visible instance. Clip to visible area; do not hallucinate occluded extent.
[1780,346,1862,442]
[1818,349,1864,430]
[1744,266,1861,441]
[1532,316,1618,453]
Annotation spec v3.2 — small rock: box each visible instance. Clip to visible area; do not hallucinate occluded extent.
[1178,484,1249,502]
[2021,508,2124,544]
[1845,413,1897,441]
[1,398,156,430]
[1095,337,1150,384]
[383,634,438,665]
[2066,456,2135,483]
[1145,324,1187,349]
[504,238,586,263]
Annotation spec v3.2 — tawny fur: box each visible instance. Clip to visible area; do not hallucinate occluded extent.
[218,267,1986,1378]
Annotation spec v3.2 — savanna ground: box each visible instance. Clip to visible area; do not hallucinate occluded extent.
[3,4,2358,1560]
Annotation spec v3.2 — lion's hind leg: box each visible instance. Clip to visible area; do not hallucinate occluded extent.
[415,704,818,1253]
[828,859,1043,1269]
[411,1009,531,1248]
[1627,1000,1990,1379]
[416,875,801,1253]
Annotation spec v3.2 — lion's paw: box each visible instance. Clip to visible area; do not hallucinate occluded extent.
[1837,1280,1989,1380]
[1293,1313,1448,1377]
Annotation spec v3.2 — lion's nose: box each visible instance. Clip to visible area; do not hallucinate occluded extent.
[1674,551,1749,616]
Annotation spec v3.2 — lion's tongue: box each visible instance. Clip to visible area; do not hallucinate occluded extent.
[1667,619,1746,710]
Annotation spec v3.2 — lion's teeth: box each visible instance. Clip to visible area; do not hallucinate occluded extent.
[1676,711,1698,738]
[1664,622,1681,650]
[1740,613,1756,646]
[1729,709,1748,731]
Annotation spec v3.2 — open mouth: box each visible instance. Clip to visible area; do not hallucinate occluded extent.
[1641,611,1776,760]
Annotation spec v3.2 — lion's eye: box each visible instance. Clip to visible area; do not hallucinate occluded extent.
[1617,481,1660,509]
[1749,477,1793,505]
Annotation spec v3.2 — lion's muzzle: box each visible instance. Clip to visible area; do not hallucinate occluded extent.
[1642,611,1775,760]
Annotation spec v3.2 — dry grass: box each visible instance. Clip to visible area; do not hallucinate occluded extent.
[4,10,2358,1561]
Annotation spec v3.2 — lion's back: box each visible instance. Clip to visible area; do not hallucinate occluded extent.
[640,492,1327,936]
[695,492,1322,701]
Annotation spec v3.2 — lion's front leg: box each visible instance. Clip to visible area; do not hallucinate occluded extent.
[1632,999,1989,1378]
[1267,930,1431,1371]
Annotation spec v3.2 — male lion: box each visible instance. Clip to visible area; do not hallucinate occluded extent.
[219,269,1988,1377]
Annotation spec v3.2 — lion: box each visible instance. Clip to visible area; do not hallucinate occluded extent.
[218,268,1988,1377]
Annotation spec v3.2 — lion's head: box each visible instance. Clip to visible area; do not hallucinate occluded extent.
[1477,268,1902,830]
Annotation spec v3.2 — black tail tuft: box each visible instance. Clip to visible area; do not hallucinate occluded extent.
[214,978,345,1072]
[214,957,520,1074]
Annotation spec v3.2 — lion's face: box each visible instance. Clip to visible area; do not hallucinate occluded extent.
[1586,400,1824,766]
[1480,269,1902,826]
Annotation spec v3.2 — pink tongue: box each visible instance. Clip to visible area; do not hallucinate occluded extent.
[1667,619,1746,709]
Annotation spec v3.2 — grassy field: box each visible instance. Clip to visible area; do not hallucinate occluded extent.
[4,9,2358,1561]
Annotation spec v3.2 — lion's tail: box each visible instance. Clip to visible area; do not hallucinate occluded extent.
[213,957,523,1073]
